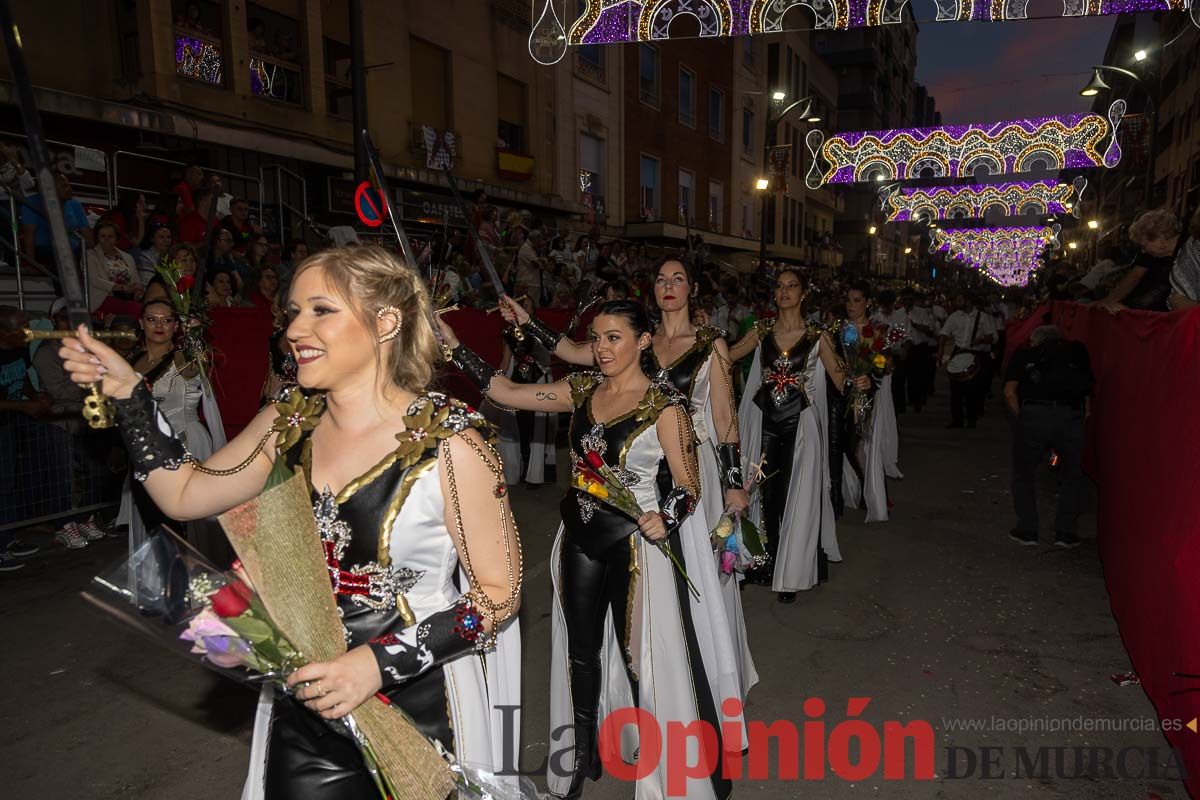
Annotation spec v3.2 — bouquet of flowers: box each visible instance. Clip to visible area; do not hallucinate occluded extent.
[154,258,214,372]
[572,449,699,598]
[840,322,904,432]
[84,443,533,799]
[709,455,769,581]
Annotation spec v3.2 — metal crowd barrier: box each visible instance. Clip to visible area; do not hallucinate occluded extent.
[0,414,123,533]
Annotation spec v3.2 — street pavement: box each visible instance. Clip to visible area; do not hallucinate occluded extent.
[0,381,1185,799]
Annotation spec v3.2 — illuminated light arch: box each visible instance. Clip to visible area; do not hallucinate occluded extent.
[854,158,896,183]
[750,0,840,32]
[910,154,950,179]
[640,0,732,40]
[932,225,1061,287]
[806,106,1122,188]
[882,180,1081,222]
[1016,145,1063,172]
[959,150,1005,178]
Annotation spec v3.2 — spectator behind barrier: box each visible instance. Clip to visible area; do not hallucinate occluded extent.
[86,220,144,317]
[19,171,93,267]
[1099,209,1183,312]
[1167,206,1200,310]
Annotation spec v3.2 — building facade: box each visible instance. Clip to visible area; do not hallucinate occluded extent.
[1153,12,1200,225]
[814,15,920,278]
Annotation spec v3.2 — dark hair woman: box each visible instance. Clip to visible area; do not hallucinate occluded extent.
[440,299,737,800]
[727,269,863,602]
[500,257,759,701]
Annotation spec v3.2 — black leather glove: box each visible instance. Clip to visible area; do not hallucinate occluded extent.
[716,442,744,493]
[447,343,500,394]
[368,596,485,688]
[520,314,563,353]
[659,486,698,536]
[114,380,186,481]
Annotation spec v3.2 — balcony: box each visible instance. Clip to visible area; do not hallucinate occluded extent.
[497,149,535,182]
[574,48,607,85]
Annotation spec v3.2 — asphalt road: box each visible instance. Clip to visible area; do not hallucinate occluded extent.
[1,382,1185,799]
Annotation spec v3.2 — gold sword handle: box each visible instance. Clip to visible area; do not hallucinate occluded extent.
[22,328,131,428]
[23,327,137,343]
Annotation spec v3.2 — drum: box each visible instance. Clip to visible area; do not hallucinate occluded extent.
[945,352,978,382]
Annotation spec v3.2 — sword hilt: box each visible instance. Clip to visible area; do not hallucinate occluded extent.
[24,327,138,343]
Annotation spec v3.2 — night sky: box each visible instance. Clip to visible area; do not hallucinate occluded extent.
[913,7,1117,124]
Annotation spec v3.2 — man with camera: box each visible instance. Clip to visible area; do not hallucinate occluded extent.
[1004,325,1094,549]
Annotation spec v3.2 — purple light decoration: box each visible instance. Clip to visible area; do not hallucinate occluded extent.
[174,35,223,86]
[564,0,1187,42]
[807,104,1125,189]
[886,180,1077,222]
[934,226,1058,287]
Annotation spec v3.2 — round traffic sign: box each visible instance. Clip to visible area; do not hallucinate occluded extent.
[354,181,387,228]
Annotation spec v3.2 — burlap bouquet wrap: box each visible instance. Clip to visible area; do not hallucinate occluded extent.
[219,472,456,800]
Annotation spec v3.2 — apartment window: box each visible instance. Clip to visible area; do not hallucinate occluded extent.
[679,67,696,128]
[639,44,661,106]
[247,2,304,105]
[708,87,725,142]
[580,133,605,208]
[410,37,451,130]
[678,169,695,223]
[173,0,225,86]
[708,180,724,232]
[324,37,352,117]
[497,73,528,153]
[742,104,755,157]
[640,155,660,219]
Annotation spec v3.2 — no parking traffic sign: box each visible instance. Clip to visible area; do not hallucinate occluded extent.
[354,181,387,227]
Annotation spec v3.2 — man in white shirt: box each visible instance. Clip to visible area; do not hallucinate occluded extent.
[902,292,937,412]
[938,292,997,428]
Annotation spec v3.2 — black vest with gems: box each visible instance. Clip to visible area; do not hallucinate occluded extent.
[561,372,685,560]
[650,324,722,403]
[273,388,496,648]
[753,318,821,424]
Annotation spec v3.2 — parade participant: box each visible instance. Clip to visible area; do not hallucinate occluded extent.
[118,299,228,562]
[490,295,557,487]
[839,281,903,523]
[58,246,522,799]
[500,257,758,700]
[939,291,997,429]
[442,300,739,799]
[728,269,861,602]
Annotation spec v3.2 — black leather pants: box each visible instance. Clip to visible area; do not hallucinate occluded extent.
[558,533,638,793]
[263,655,453,798]
[761,414,828,584]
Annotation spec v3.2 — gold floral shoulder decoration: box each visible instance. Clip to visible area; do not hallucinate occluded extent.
[753,318,776,339]
[567,370,603,408]
[391,392,497,471]
[272,389,326,454]
[635,383,687,424]
[695,325,722,350]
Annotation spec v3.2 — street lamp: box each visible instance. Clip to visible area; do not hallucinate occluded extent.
[1133,49,1148,62]
[868,225,877,235]
[904,246,912,254]
[1087,219,1100,230]
[757,91,818,270]
[1068,242,1078,250]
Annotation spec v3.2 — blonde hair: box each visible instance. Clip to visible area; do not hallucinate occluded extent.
[1129,209,1182,246]
[293,246,440,393]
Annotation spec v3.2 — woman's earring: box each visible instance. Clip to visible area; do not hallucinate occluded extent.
[377,306,403,343]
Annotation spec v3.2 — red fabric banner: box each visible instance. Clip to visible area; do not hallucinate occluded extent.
[1008,303,1200,795]
[207,306,274,440]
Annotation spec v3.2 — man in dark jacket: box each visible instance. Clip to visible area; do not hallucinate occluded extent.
[1004,325,1093,548]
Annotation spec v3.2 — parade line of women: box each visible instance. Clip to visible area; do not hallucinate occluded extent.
[57,248,902,799]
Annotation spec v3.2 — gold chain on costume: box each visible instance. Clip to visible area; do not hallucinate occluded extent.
[672,403,702,498]
[441,434,523,649]
[185,430,273,476]
[710,347,739,445]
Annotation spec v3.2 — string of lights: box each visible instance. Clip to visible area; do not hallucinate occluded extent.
[933,225,1061,287]
[882,178,1085,222]
[804,102,1125,188]
[553,0,1192,46]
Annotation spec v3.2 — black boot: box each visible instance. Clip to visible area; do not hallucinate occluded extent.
[558,658,603,799]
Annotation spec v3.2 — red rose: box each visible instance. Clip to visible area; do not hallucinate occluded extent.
[210,581,252,618]
[585,451,605,470]
[862,325,875,339]
[872,337,885,353]
[176,275,195,292]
